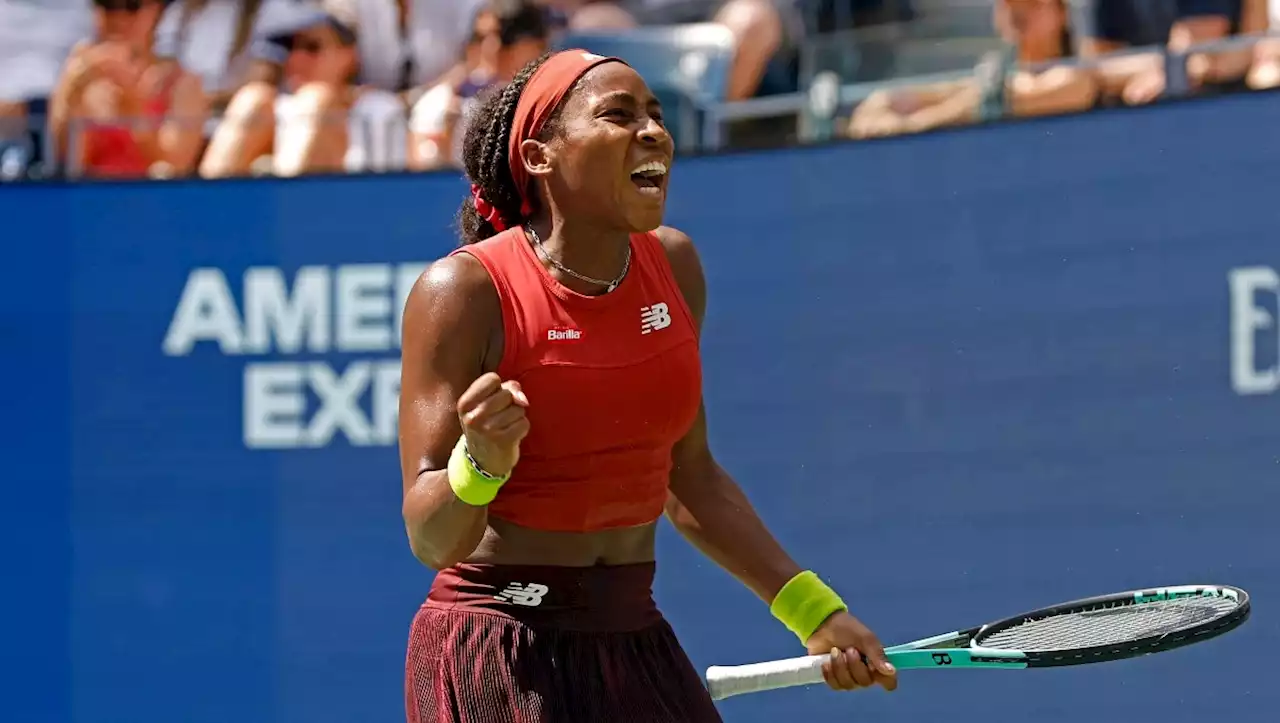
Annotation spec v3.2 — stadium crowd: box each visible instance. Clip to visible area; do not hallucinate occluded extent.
[850,0,1280,139]
[0,0,1278,181]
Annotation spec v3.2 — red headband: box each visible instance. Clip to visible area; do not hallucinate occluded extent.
[470,50,624,232]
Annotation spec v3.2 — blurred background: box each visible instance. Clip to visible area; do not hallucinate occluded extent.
[3,1,1278,722]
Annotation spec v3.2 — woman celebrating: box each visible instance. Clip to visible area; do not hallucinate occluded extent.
[399,50,897,722]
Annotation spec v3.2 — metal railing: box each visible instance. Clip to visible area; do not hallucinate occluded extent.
[699,29,1280,150]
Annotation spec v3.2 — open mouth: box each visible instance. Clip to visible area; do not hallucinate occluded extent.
[629,160,668,197]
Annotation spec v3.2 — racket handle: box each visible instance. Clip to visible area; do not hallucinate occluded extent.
[705,654,827,700]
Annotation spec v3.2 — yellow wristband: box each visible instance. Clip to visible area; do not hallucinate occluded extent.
[447,436,509,506]
[770,570,849,643]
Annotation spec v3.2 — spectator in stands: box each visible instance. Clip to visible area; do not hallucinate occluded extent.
[0,0,93,178]
[199,0,408,176]
[1246,0,1280,88]
[340,0,488,108]
[49,0,209,178]
[152,0,289,112]
[1081,0,1261,105]
[848,0,1095,139]
[408,0,548,171]
[553,0,793,100]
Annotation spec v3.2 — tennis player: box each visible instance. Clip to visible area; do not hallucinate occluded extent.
[398,49,897,723]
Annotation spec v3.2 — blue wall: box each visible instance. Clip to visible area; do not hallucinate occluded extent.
[6,90,1279,723]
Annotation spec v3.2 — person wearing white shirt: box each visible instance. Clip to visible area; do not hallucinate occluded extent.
[408,0,548,171]
[0,0,94,104]
[152,0,291,110]
[0,0,94,174]
[348,0,488,97]
[199,0,411,176]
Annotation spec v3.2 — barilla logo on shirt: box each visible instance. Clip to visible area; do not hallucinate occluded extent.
[547,328,583,341]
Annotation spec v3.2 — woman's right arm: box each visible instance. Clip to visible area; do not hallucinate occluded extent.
[398,253,514,570]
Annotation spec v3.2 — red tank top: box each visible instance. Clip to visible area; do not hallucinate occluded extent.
[453,228,702,532]
[82,70,177,177]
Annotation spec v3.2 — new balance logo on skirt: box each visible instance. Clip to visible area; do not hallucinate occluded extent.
[547,328,582,341]
[494,582,548,607]
[640,302,671,334]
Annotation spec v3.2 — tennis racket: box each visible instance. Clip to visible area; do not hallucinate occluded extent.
[706,584,1250,701]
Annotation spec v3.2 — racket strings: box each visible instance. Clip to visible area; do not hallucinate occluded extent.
[977,597,1239,652]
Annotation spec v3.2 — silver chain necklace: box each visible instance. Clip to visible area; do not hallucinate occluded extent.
[527,225,631,293]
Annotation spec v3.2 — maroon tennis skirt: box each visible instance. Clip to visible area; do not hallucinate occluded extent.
[405,562,723,723]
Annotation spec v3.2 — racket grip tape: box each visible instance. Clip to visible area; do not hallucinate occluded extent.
[705,654,828,700]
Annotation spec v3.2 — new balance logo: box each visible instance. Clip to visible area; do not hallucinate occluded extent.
[547,328,583,341]
[494,582,548,607]
[640,302,671,334]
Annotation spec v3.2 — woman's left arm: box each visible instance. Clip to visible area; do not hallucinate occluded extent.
[666,401,805,601]
[656,227,898,694]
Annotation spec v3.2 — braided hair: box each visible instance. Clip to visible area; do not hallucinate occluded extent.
[456,53,557,245]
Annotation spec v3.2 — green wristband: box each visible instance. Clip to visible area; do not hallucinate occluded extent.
[770,570,849,643]
[447,436,509,506]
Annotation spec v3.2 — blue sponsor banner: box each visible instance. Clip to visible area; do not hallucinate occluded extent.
[5,89,1279,723]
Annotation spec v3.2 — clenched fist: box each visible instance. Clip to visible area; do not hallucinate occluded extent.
[456,373,530,478]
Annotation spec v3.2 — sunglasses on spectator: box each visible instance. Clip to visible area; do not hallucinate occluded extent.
[93,0,152,11]
[293,37,325,54]
[472,28,546,47]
